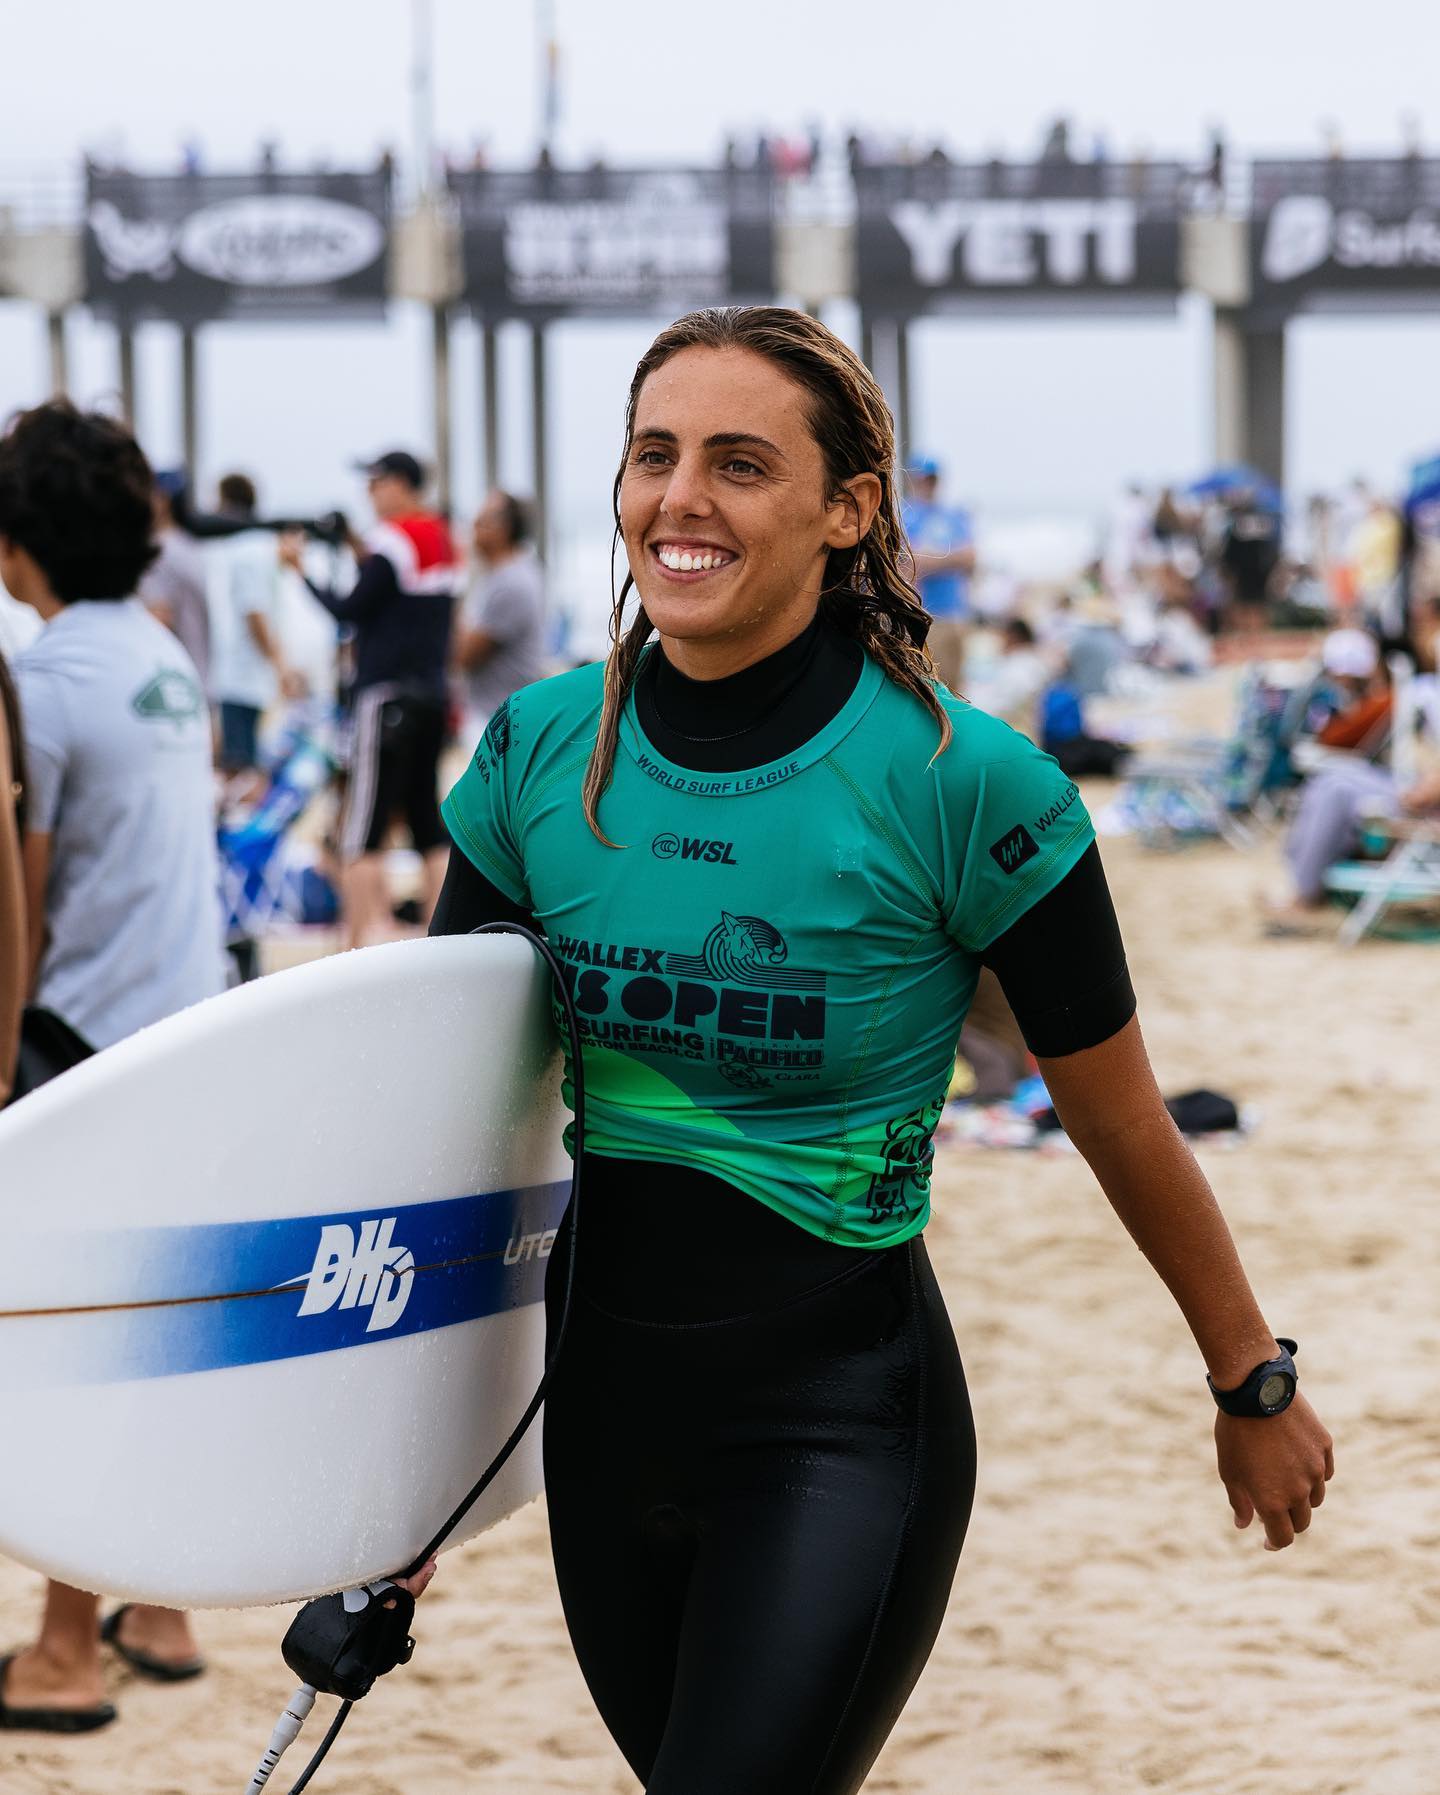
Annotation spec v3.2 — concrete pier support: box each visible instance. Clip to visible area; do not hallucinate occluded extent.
[179,327,199,482]
[530,324,549,560]
[481,322,500,491]
[118,326,136,428]
[431,303,452,514]
[46,311,68,397]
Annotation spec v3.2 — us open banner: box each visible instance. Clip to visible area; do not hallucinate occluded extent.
[449,166,775,320]
[1251,158,1440,306]
[855,161,1187,314]
[84,168,392,323]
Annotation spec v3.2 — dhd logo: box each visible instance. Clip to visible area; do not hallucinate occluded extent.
[989,824,1039,876]
[297,1216,415,1333]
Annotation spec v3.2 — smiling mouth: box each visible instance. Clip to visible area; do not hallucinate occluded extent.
[650,541,738,577]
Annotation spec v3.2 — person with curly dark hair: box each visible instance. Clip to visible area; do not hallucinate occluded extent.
[0,400,226,1733]
[0,654,24,1108]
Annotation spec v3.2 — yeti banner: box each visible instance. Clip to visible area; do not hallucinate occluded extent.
[449,166,776,319]
[855,161,1186,312]
[1251,159,1440,305]
[84,169,392,323]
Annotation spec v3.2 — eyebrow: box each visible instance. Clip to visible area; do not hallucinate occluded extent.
[633,427,787,461]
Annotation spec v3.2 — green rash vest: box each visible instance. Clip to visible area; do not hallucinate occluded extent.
[442,652,1095,1249]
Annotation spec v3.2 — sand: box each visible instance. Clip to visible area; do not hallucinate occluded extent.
[4,684,1438,1793]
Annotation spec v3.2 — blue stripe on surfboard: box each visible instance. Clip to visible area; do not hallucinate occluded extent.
[0,1180,570,1389]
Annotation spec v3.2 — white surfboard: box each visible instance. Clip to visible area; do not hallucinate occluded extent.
[0,935,571,1608]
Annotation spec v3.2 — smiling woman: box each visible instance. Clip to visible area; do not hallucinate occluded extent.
[429,306,1334,1795]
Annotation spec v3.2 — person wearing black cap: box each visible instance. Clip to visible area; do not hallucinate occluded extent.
[279,450,458,945]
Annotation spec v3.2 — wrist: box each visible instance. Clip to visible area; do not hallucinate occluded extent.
[1205,1337,1282,1391]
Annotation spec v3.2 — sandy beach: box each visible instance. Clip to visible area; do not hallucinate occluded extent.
[3,690,1437,1794]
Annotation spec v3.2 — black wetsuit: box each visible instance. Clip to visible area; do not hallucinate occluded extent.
[431,623,1134,1793]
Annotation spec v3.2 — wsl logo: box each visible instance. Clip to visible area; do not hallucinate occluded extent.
[296,1217,415,1334]
[652,832,738,864]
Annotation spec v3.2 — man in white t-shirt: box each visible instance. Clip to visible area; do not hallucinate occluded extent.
[205,472,304,775]
[0,399,226,1731]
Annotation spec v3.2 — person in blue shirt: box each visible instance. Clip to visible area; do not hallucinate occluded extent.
[901,455,975,692]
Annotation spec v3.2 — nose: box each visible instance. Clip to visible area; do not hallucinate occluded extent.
[658,453,714,527]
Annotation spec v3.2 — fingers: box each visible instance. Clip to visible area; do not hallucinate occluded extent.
[1226,1483,1255,1529]
[1310,1474,1327,1508]
[1288,1497,1313,1536]
[1261,1508,1296,1552]
[1323,1441,1335,1482]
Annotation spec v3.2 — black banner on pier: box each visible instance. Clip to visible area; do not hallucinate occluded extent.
[84,168,392,323]
[854,160,1191,313]
[1250,158,1440,307]
[449,166,775,319]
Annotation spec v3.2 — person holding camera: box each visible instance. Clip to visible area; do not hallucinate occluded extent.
[279,451,458,945]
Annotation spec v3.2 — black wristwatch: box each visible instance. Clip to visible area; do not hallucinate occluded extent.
[1207,1338,1298,1418]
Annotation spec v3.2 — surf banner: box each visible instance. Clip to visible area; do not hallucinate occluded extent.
[449,165,776,321]
[83,165,393,323]
[1250,157,1440,311]
[854,159,1189,315]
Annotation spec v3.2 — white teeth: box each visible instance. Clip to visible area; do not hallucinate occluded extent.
[657,546,730,571]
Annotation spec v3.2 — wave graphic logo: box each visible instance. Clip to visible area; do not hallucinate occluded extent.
[295,1217,415,1333]
[702,911,789,983]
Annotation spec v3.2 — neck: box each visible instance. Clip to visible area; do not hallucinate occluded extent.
[26,587,66,622]
[657,607,820,682]
[484,542,522,569]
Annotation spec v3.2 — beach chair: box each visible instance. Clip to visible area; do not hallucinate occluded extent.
[1114,661,1318,849]
[217,714,339,957]
[1325,820,1440,946]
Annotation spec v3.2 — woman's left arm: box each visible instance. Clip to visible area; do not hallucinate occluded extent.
[1037,1017,1334,1550]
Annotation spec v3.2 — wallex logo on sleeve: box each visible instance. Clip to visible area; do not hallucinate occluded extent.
[988,823,1039,876]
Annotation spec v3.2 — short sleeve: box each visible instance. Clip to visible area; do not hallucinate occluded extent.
[481,569,529,644]
[14,661,69,834]
[230,542,274,619]
[942,735,1095,953]
[440,696,530,905]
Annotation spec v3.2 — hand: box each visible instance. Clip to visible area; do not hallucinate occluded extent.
[277,529,307,572]
[279,666,310,702]
[390,1557,437,1601]
[1216,1391,1334,1551]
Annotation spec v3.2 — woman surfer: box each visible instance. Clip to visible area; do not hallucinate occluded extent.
[430,307,1334,1793]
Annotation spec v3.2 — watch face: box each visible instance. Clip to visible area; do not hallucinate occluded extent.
[1258,1372,1292,1410]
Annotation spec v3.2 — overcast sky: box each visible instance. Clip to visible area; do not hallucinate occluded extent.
[2,0,1439,590]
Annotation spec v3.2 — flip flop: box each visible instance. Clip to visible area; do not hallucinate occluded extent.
[0,1653,117,1733]
[100,1607,207,1683]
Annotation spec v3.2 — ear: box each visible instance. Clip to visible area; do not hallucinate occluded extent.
[823,473,883,551]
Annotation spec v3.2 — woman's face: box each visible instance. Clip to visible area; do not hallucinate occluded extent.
[619,346,878,672]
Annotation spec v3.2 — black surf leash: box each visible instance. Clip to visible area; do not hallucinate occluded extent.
[243,924,585,1795]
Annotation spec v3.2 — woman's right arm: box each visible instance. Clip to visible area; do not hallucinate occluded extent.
[0,721,26,1105]
[428,845,537,936]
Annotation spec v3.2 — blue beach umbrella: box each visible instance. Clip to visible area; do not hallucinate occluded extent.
[1187,465,1284,513]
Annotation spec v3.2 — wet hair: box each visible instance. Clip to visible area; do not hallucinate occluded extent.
[582,306,947,843]
[0,400,157,603]
[218,472,258,515]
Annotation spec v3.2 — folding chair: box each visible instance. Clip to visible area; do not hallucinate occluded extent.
[1326,820,1440,946]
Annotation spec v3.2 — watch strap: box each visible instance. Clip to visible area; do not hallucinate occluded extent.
[1207,1337,1299,1417]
